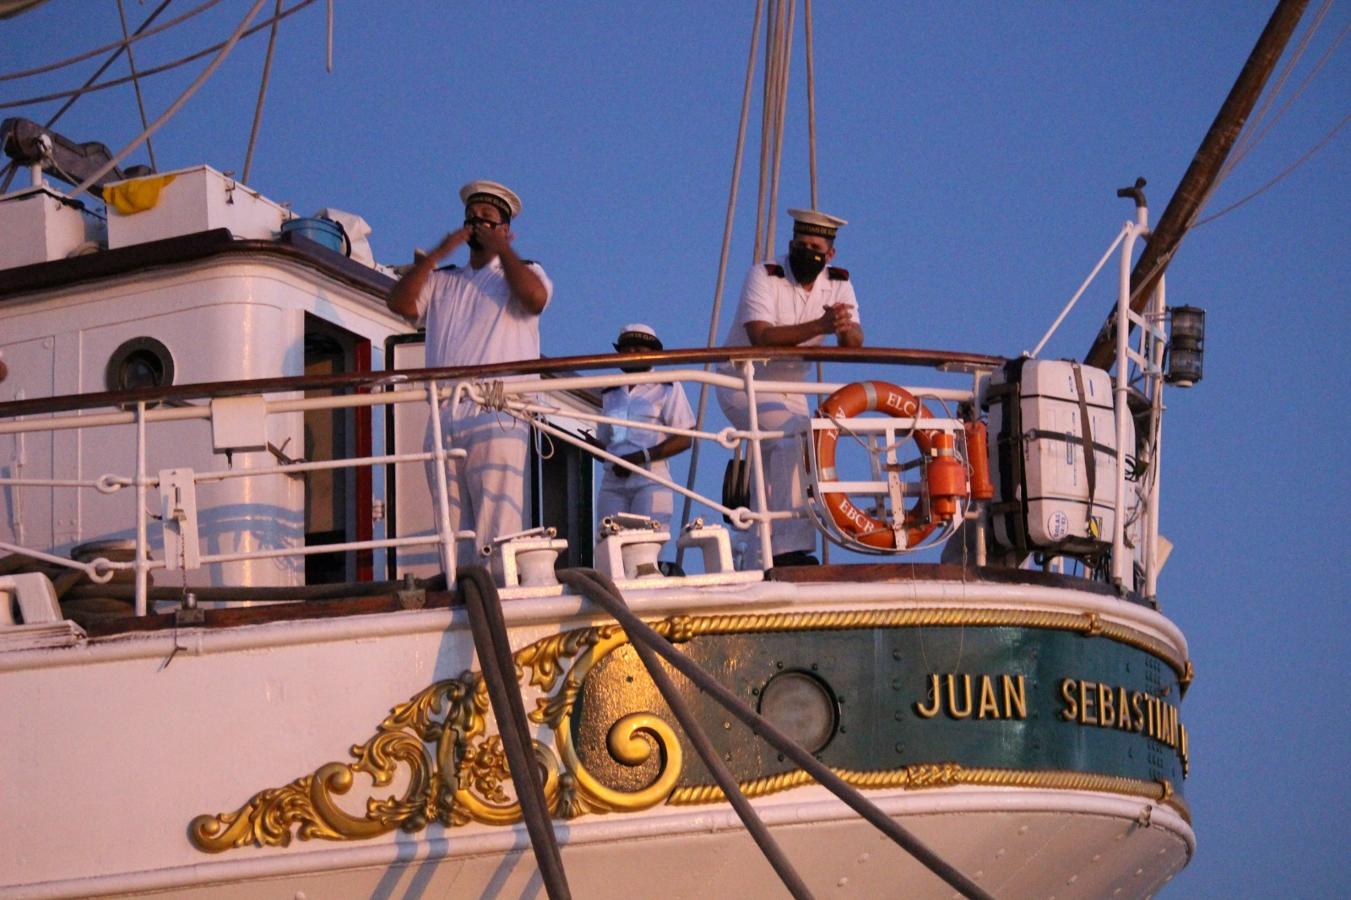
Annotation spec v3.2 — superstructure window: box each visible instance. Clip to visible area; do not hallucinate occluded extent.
[106,337,174,392]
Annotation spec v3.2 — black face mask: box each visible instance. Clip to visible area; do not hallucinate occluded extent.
[467,233,484,252]
[788,243,827,283]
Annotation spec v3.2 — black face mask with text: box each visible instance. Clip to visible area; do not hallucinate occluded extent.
[788,243,827,283]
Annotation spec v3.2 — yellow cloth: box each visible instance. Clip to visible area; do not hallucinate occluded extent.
[105,174,177,215]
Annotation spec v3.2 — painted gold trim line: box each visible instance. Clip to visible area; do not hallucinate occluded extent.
[669,765,1191,824]
[664,607,1189,683]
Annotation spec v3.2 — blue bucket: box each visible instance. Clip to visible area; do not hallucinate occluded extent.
[282,217,350,256]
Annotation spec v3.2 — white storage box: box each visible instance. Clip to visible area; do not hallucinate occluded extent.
[986,358,1134,553]
[0,187,91,268]
[104,165,288,249]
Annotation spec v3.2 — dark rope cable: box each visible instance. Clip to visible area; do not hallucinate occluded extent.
[559,567,995,900]
[458,566,572,900]
[558,569,814,900]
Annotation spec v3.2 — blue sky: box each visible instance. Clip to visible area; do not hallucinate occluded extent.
[4,2,1349,895]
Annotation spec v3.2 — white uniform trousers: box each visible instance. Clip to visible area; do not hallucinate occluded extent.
[426,409,530,569]
[716,384,816,563]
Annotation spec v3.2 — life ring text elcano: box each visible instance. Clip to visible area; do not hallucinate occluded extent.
[814,380,968,550]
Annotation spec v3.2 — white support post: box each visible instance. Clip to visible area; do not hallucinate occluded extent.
[740,361,775,568]
[425,380,458,584]
[1144,275,1167,600]
[134,402,149,617]
[1112,204,1148,589]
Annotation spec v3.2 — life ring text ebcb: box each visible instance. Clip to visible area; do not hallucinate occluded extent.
[814,380,967,550]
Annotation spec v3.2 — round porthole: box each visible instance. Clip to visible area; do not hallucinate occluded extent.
[106,337,174,392]
[757,670,838,754]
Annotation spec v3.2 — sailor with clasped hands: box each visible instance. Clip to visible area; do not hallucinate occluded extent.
[718,207,863,568]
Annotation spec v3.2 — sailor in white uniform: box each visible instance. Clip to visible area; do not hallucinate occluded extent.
[718,208,863,567]
[596,324,694,539]
[386,180,553,567]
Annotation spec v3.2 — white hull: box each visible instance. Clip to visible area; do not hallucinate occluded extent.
[2,577,1192,899]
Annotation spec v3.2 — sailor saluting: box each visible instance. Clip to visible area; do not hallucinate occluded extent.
[387,180,553,567]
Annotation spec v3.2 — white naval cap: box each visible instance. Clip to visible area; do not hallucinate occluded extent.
[787,207,847,239]
[459,180,523,220]
[614,322,663,350]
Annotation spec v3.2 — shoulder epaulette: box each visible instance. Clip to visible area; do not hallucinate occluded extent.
[436,263,458,272]
[764,262,785,278]
[827,266,849,281]
[520,259,539,266]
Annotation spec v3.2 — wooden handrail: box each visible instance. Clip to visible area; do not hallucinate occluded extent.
[0,345,1004,419]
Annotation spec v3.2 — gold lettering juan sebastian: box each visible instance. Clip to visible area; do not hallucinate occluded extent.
[1059,677,1189,776]
[914,673,1027,720]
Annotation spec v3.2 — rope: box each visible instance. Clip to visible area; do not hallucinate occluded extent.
[1195,110,1349,226]
[751,1,777,262]
[243,0,284,184]
[1220,0,1335,181]
[558,570,813,900]
[0,0,222,83]
[804,0,818,209]
[1193,3,1340,225]
[115,0,158,171]
[0,0,319,111]
[62,0,270,200]
[765,0,795,257]
[41,0,176,131]
[676,0,765,558]
[458,567,572,900]
[559,568,995,900]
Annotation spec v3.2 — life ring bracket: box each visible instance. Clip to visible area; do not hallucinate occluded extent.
[805,380,971,555]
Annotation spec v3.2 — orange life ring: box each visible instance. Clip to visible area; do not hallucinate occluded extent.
[814,381,968,550]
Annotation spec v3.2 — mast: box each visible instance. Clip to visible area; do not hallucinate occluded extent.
[1082,0,1309,369]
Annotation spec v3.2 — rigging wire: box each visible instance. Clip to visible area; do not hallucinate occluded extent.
[804,0,818,210]
[676,0,766,563]
[242,0,284,183]
[751,1,777,261]
[42,0,175,129]
[115,0,158,171]
[1194,110,1349,227]
[764,0,795,257]
[0,0,224,83]
[1220,0,1335,180]
[1192,3,1343,226]
[0,0,176,193]
[63,0,270,200]
[0,0,319,111]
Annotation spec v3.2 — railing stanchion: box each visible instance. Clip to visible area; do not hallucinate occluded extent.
[1113,219,1143,588]
[424,379,458,583]
[134,400,149,616]
[741,360,775,567]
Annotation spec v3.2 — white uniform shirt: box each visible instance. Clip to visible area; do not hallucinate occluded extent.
[416,256,554,370]
[597,382,695,459]
[722,254,860,382]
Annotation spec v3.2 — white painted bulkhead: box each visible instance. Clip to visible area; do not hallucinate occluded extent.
[0,251,411,584]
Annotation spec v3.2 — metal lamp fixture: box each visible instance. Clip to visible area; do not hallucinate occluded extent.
[1166,306,1206,387]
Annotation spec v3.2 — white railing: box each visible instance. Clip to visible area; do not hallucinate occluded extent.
[2,246,1178,616]
[0,356,987,616]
